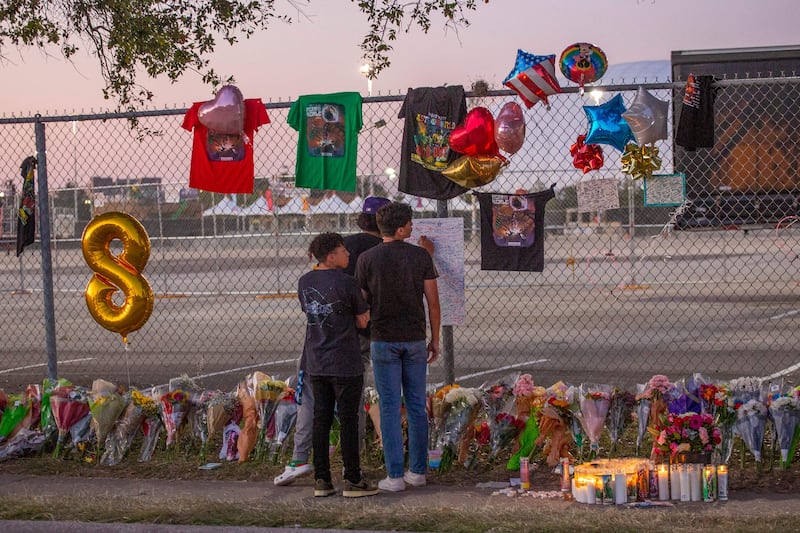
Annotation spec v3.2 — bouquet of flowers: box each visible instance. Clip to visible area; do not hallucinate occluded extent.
[735,398,767,462]
[252,376,286,462]
[39,378,71,443]
[576,384,612,457]
[160,389,190,450]
[0,428,45,461]
[713,383,737,464]
[268,389,298,463]
[650,411,721,459]
[635,375,672,455]
[535,381,577,467]
[0,394,30,443]
[484,380,515,421]
[606,387,636,453]
[768,395,800,468]
[729,376,762,405]
[88,379,127,455]
[49,386,90,458]
[100,389,148,466]
[698,382,720,420]
[237,382,258,463]
[436,386,481,472]
[428,384,460,453]
[489,412,525,459]
[364,386,382,447]
[512,374,545,422]
[137,389,162,462]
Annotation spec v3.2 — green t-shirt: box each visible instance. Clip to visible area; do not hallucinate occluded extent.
[288,92,363,192]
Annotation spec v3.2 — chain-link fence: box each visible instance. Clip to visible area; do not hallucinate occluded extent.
[1,78,798,392]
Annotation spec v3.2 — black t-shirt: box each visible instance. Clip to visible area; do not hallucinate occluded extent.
[477,186,555,272]
[398,86,469,200]
[676,74,716,151]
[297,269,368,377]
[355,240,438,342]
[343,232,382,276]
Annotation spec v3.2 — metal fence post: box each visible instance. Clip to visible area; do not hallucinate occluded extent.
[436,200,455,385]
[35,116,58,380]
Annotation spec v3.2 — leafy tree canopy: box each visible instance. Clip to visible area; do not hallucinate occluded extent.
[0,0,482,110]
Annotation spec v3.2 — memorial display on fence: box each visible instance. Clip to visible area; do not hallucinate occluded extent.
[1,371,796,505]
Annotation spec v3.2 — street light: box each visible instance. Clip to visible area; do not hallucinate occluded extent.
[359,62,374,96]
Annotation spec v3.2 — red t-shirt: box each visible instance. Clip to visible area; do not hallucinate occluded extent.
[182,98,270,194]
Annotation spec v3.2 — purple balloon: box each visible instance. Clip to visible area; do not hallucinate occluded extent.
[494,102,526,155]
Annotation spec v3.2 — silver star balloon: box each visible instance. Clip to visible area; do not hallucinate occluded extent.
[621,87,669,145]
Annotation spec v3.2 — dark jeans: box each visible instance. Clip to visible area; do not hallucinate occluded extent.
[310,374,364,484]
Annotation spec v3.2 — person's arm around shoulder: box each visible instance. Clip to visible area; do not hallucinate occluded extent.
[423,278,441,364]
[356,309,370,329]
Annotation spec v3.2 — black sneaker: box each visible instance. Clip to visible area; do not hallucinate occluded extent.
[314,479,336,497]
[342,479,379,498]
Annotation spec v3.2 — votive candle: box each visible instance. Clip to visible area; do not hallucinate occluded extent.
[679,465,690,502]
[670,464,681,501]
[586,477,596,505]
[658,464,670,501]
[614,472,627,505]
[689,464,702,501]
[703,465,716,502]
[717,465,728,501]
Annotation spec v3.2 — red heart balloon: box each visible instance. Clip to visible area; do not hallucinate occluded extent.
[448,107,499,157]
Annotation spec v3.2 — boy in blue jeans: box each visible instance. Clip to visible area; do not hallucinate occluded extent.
[297,232,378,498]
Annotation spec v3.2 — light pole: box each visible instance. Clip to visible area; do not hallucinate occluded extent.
[359,62,374,97]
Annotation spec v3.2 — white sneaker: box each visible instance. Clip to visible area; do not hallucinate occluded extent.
[378,476,406,492]
[274,461,313,486]
[404,471,426,487]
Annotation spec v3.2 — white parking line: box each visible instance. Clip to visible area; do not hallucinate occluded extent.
[762,361,800,381]
[770,309,800,320]
[431,358,549,388]
[0,357,96,375]
[153,358,298,389]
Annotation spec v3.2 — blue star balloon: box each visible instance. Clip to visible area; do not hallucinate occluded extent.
[503,49,561,109]
[583,93,634,152]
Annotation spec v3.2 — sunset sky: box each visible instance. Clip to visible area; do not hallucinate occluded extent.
[2,0,798,115]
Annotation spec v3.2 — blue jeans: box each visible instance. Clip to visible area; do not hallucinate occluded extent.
[371,340,428,478]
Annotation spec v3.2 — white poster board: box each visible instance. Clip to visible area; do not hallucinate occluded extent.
[409,217,466,326]
[644,173,686,206]
[576,178,620,213]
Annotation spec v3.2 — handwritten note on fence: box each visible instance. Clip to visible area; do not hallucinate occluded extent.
[577,178,620,213]
[644,173,686,206]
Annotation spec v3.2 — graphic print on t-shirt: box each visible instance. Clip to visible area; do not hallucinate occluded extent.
[411,112,456,171]
[301,286,338,328]
[205,132,245,161]
[305,103,346,157]
[490,194,536,248]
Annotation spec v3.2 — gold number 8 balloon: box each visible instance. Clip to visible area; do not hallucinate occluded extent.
[81,211,154,345]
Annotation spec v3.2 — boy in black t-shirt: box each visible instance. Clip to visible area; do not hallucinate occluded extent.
[298,232,378,498]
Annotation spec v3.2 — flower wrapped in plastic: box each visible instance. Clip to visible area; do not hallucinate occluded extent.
[729,376,762,406]
[534,381,578,467]
[160,389,190,450]
[606,387,636,453]
[489,412,525,459]
[768,395,800,468]
[735,398,767,462]
[650,411,720,460]
[576,383,611,457]
[0,428,46,462]
[88,379,127,455]
[100,389,147,466]
[436,387,481,472]
[698,381,720,420]
[137,389,162,462]
[713,383,737,464]
[427,384,460,453]
[484,379,515,420]
[364,386,382,447]
[268,388,298,463]
[237,382,258,463]
[252,375,286,462]
[512,374,545,422]
[634,375,672,455]
[0,394,30,444]
[49,386,90,458]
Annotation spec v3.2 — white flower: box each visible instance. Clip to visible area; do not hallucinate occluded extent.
[729,376,762,393]
[738,398,767,418]
[771,396,800,411]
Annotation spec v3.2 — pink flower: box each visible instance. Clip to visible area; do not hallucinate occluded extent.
[513,374,535,397]
[688,415,703,430]
[647,375,672,393]
[699,426,709,444]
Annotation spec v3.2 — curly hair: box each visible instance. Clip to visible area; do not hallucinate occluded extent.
[356,212,380,232]
[308,232,344,263]
[376,202,412,237]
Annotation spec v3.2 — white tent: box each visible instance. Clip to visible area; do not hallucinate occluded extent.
[276,196,308,215]
[239,195,273,216]
[202,195,240,216]
[313,195,354,214]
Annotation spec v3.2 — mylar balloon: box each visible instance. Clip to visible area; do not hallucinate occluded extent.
[198,85,245,134]
[559,43,608,90]
[503,49,562,109]
[495,102,526,155]
[621,86,669,145]
[449,107,500,158]
[570,134,604,174]
[442,155,505,189]
[82,212,154,345]
[583,94,634,152]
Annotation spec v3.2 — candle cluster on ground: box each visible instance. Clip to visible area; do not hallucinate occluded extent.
[570,458,728,504]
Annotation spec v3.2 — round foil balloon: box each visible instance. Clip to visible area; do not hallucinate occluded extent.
[559,43,608,89]
[82,212,154,345]
[198,85,245,134]
[495,102,526,155]
[448,107,499,158]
